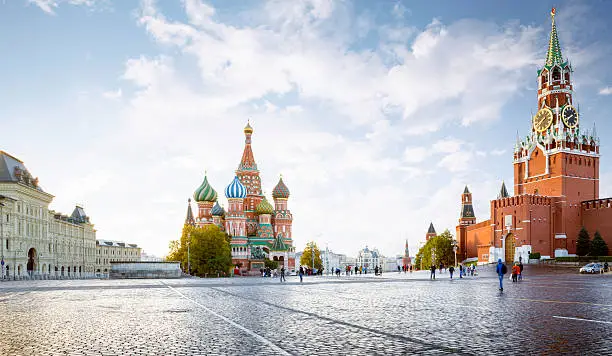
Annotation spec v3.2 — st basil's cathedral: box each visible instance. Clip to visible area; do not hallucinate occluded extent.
[184,122,296,273]
[456,9,612,264]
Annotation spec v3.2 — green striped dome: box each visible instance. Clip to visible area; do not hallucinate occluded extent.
[193,175,218,202]
[255,196,274,215]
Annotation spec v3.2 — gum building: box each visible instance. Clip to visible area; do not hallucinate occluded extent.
[456,8,610,264]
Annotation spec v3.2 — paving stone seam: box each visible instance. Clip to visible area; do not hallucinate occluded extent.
[162,282,293,356]
[210,287,471,356]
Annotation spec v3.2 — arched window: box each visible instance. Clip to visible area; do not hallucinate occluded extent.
[541,71,548,87]
[552,67,561,82]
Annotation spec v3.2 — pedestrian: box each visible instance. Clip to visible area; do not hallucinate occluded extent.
[512,263,520,282]
[299,266,304,283]
[430,265,436,280]
[449,265,454,279]
[459,264,463,279]
[409,265,413,274]
[280,267,286,282]
[518,261,524,280]
[439,263,443,274]
[604,261,609,273]
[496,259,507,291]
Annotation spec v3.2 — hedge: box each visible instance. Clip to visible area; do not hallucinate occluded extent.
[555,256,612,262]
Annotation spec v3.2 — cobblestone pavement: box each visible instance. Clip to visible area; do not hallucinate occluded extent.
[0,265,610,355]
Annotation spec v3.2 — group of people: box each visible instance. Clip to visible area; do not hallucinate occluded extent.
[430,263,477,280]
[397,265,414,273]
[496,259,525,291]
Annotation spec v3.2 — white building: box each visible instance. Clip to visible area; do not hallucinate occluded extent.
[95,240,142,277]
[0,151,97,280]
[356,246,383,272]
[321,247,342,274]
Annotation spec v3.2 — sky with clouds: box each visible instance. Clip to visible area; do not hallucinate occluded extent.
[1,0,612,258]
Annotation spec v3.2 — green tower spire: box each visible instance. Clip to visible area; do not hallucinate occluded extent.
[545,8,563,67]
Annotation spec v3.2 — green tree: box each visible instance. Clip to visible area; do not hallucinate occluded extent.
[166,224,232,276]
[264,259,279,270]
[415,229,455,269]
[576,227,591,256]
[300,241,323,270]
[590,231,609,257]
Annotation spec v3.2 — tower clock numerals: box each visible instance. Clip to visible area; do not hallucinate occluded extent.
[562,105,579,128]
[533,108,554,132]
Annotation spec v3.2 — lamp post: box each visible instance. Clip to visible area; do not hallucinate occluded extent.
[453,241,458,267]
[187,232,191,276]
[311,242,314,272]
[325,244,329,276]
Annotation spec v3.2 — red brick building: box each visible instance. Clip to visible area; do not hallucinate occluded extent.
[456,8,610,264]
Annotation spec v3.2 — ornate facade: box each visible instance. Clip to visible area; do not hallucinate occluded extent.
[185,122,296,274]
[456,9,611,263]
[0,151,97,279]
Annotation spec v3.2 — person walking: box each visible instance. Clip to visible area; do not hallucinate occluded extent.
[280,267,286,283]
[496,259,507,291]
[430,265,436,280]
[518,261,524,280]
[459,264,463,279]
[449,265,455,279]
[299,266,304,283]
[512,263,520,283]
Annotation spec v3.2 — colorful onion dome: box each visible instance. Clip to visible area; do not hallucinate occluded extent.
[225,176,247,199]
[244,120,253,134]
[272,176,290,199]
[193,175,217,202]
[211,201,225,216]
[256,196,274,215]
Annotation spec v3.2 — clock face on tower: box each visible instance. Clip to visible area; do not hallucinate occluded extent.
[562,105,579,128]
[533,108,554,132]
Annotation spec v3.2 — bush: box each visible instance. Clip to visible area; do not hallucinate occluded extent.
[529,252,541,260]
[556,256,612,262]
[590,231,609,257]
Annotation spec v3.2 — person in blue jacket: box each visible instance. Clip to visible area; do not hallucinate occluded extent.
[496,259,507,291]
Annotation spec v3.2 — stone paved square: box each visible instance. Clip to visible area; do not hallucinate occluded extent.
[1,266,610,355]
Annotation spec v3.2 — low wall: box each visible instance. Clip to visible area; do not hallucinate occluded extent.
[109,262,182,279]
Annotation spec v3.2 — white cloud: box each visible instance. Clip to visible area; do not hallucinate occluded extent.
[28,0,104,14]
[599,87,612,95]
[438,151,473,172]
[433,138,464,153]
[102,88,122,100]
[491,149,506,156]
[403,147,429,163]
[392,2,407,19]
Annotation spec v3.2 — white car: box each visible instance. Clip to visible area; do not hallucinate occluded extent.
[579,263,603,274]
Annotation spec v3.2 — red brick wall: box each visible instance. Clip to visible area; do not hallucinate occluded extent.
[581,199,612,254]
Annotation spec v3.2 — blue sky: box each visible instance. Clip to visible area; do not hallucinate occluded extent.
[1,0,611,257]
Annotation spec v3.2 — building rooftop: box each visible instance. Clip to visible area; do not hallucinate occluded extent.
[96,239,139,248]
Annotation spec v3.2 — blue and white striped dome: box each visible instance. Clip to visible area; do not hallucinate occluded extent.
[225,176,247,199]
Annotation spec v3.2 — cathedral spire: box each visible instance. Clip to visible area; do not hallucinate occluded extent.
[545,8,564,67]
[185,198,195,226]
[238,120,258,171]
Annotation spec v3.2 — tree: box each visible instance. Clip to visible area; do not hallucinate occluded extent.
[590,231,609,256]
[264,259,279,270]
[300,241,323,270]
[166,224,233,276]
[414,229,455,268]
[576,227,591,256]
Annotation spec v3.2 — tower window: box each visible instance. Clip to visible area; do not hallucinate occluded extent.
[552,68,561,82]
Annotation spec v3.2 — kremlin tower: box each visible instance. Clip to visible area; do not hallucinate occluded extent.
[455,8,612,264]
[184,122,296,274]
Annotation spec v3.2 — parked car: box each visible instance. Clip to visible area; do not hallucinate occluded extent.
[579,263,603,274]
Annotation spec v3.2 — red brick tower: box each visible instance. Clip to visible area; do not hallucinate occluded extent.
[426,222,436,241]
[513,8,599,253]
[456,185,476,260]
[236,121,264,236]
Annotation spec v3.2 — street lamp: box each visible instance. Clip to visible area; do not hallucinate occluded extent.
[187,232,191,276]
[453,240,458,267]
[311,242,314,272]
